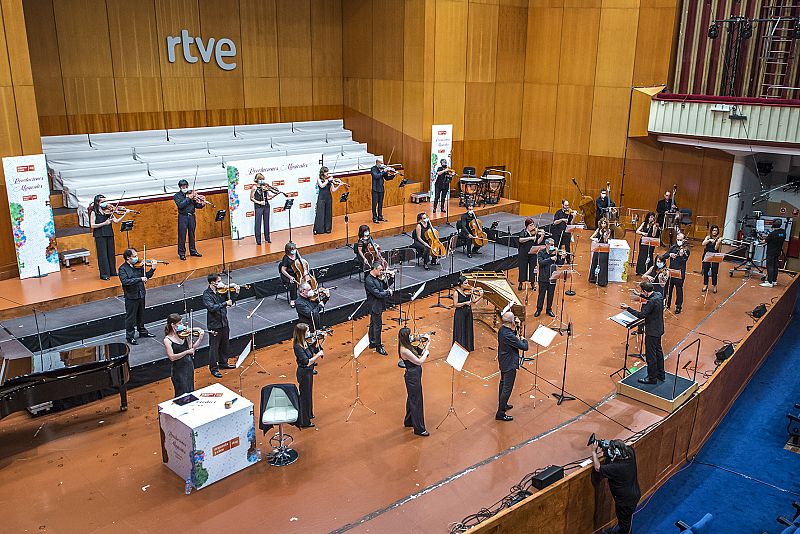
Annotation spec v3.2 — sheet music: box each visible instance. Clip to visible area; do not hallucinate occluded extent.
[530,325,558,348]
[235,342,251,368]
[411,282,426,302]
[610,310,639,327]
[354,333,370,359]
[445,342,470,372]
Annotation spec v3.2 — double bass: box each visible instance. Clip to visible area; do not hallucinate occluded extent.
[572,178,596,230]
[606,181,625,239]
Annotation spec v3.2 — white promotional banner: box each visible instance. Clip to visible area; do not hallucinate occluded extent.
[2,155,60,279]
[226,153,321,239]
[429,124,453,195]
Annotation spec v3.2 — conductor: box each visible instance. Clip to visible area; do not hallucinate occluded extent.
[620,281,665,385]
[496,311,528,422]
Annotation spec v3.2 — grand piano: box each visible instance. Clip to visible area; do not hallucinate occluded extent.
[463,271,525,328]
[0,333,130,419]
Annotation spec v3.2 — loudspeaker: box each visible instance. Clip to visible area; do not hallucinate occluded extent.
[531,465,564,490]
[715,343,734,362]
[752,303,767,318]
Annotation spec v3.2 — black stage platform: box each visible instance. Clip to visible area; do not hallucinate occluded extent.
[4,212,527,388]
[617,366,699,413]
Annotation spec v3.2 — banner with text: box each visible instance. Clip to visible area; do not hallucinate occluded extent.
[2,155,60,279]
[429,124,453,195]
[226,153,320,239]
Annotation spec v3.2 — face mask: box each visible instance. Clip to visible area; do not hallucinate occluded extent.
[289,250,296,257]
[99,202,108,209]
[468,210,474,216]
[258,180,265,185]
[215,281,225,288]
[363,232,370,238]
[180,187,188,193]
[676,240,683,246]
[422,218,428,225]
[656,261,665,268]
[175,324,186,333]
[130,256,138,264]
[601,193,606,198]
[548,245,556,252]
[307,289,316,298]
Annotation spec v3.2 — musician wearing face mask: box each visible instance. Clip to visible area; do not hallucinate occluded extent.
[163,313,204,397]
[203,273,234,379]
[595,188,616,228]
[433,159,453,214]
[517,218,545,291]
[496,311,528,422]
[279,242,300,308]
[589,218,611,287]
[635,212,660,276]
[760,219,786,288]
[457,203,483,258]
[412,212,437,270]
[293,323,323,428]
[365,261,394,355]
[119,248,156,345]
[174,179,205,261]
[250,173,278,245]
[535,238,564,318]
[642,256,669,297]
[370,157,392,223]
[656,190,678,239]
[296,282,327,330]
[354,224,373,270]
[552,199,574,254]
[702,225,722,293]
[89,194,128,280]
[313,166,343,235]
[661,232,690,314]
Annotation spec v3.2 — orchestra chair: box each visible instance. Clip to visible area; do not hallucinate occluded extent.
[675,512,713,533]
[462,166,476,176]
[679,208,693,229]
[275,279,292,304]
[259,384,301,467]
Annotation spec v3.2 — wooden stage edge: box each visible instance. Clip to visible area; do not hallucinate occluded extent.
[474,274,800,534]
[0,198,519,321]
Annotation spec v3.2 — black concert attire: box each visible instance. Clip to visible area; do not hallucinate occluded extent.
[402,347,426,434]
[626,291,665,381]
[92,209,116,279]
[642,264,668,297]
[433,164,451,212]
[412,221,434,266]
[252,188,271,245]
[370,165,391,221]
[662,244,690,310]
[552,208,573,253]
[118,261,154,341]
[169,337,195,397]
[457,212,483,255]
[496,325,528,418]
[656,198,676,228]
[765,226,787,284]
[598,449,641,534]
[595,196,615,227]
[452,290,475,351]
[203,287,231,373]
[294,341,320,427]
[702,239,720,287]
[296,294,326,329]
[536,248,564,314]
[279,254,299,301]
[588,230,610,287]
[174,191,204,257]
[354,240,371,270]
[365,272,391,348]
[635,223,660,275]
[313,178,333,234]
[517,229,542,285]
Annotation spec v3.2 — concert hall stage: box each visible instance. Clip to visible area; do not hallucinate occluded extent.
[0,202,796,534]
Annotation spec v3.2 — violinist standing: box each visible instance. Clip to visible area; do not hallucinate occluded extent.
[293,322,323,428]
[118,248,156,345]
[163,313,204,397]
[365,261,394,355]
[588,218,611,287]
[90,194,128,280]
[313,166,342,235]
[453,276,480,351]
[174,179,205,260]
[661,232,690,314]
[370,158,392,223]
[517,218,544,291]
[433,159,452,213]
[535,238,564,318]
[250,173,277,245]
[398,327,429,436]
[203,273,234,379]
[701,225,722,293]
[552,199,574,254]
[635,212,660,276]
[458,203,483,258]
[496,311,528,422]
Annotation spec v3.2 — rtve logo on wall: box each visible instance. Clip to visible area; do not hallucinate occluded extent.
[167,30,237,71]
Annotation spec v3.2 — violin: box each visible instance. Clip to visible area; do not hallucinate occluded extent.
[410,331,435,348]
[309,285,335,302]
[330,177,349,189]
[307,326,333,343]
[463,285,484,299]
[178,327,216,338]
[424,225,447,258]
[102,204,140,216]
[189,190,215,207]
[469,215,488,247]
[132,258,168,268]
[215,283,251,295]
[258,182,284,197]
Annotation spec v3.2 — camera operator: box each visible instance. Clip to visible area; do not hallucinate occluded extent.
[590,439,641,534]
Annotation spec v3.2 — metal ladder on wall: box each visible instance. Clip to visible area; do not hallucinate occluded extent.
[759,1,799,98]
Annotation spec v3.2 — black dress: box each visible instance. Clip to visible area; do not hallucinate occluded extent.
[169,338,195,397]
[588,231,610,287]
[702,239,720,286]
[313,180,333,234]
[92,210,116,279]
[402,349,426,434]
[517,230,538,284]
[294,342,318,426]
[635,224,660,275]
[452,290,474,351]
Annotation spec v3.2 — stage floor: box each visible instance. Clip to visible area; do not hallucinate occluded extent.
[0,218,795,533]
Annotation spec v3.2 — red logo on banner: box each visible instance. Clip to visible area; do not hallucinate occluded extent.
[16,165,34,172]
[245,211,254,217]
[22,195,37,201]
[199,392,223,397]
[287,191,299,198]
[212,437,241,456]
[273,180,285,186]
[244,184,255,190]
[438,130,447,135]
[274,207,284,213]
[298,177,311,183]
[299,202,312,209]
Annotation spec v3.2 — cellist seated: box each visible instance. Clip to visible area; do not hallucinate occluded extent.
[458,204,483,258]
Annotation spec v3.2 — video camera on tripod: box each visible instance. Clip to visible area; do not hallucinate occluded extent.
[587,433,629,462]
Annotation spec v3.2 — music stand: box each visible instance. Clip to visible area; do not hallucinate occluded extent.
[609,310,645,379]
[283,199,295,243]
[120,220,134,249]
[346,331,377,422]
[436,342,469,430]
[564,229,581,296]
[590,241,610,289]
[549,264,576,334]
[339,192,351,248]
[641,236,660,271]
[398,177,411,237]
[237,297,271,393]
[519,325,557,401]
[215,209,227,273]
[552,321,576,405]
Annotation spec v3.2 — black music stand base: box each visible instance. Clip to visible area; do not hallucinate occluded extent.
[552,392,576,405]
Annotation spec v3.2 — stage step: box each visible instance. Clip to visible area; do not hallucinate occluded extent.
[53,207,79,228]
[49,191,63,209]
[56,226,93,254]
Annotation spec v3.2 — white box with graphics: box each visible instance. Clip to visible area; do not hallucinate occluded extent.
[158,383,258,491]
[608,238,631,283]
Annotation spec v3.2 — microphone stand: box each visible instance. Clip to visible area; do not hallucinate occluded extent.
[178,269,196,316]
[32,306,45,357]
[552,321,576,405]
[565,236,578,296]
[339,191,352,248]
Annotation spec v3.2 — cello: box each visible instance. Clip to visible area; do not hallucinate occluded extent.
[572,178,596,230]
[469,215,488,248]
[424,226,447,258]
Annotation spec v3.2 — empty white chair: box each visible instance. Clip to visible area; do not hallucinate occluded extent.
[326,130,353,143]
[148,157,224,179]
[134,142,209,162]
[359,155,381,169]
[168,126,235,143]
[90,130,168,148]
[271,133,327,146]
[42,134,91,153]
[259,384,301,467]
[164,169,228,194]
[59,163,149,194]
[221,151,287,164]
[292,119,344,132]
[235,123,294,138]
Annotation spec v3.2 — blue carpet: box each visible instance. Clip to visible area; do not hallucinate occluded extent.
[634,296,800,534]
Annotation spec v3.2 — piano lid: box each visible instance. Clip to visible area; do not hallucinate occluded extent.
[1,342,129,386]
[463,271,525,320]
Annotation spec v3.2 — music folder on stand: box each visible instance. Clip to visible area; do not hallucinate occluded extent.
[609,310,645,380]
[346,331,377,422]
[519,325,558,402]
[436,342,469,430]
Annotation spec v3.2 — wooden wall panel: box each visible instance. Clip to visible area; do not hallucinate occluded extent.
[520,83,557,152]
[594,8,638,88]
[633,6,678,86]
[239,0,278,78]
[524,7,562,84]
[433,0,468,82]
[495,4,527,83]
[552,84,593,155]
[557,8,600,87]
[276,0,312,78]
[371,0,404,81]
[342,0,372,79]
[464,82,495,140]
[493,82,522,139]
[588,86,630,158]
[465,1,498,83]
[311,0,343,79]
